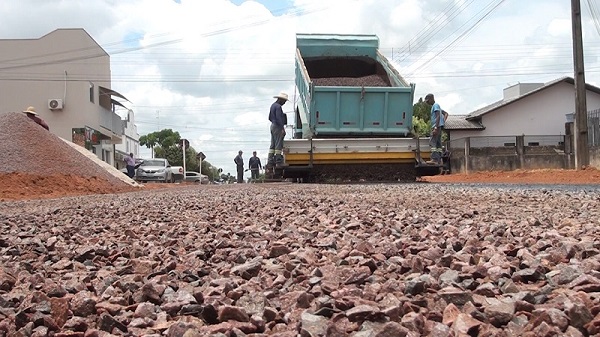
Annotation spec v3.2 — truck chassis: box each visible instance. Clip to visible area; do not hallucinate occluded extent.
[266,137,445,182]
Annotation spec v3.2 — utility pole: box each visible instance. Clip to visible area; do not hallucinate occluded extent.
[572,0,589,169]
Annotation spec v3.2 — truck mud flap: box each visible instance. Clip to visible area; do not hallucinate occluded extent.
[415,163,442,177]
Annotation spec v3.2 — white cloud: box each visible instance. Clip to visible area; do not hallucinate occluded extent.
[548,19,572,38]
[1,0,599,175]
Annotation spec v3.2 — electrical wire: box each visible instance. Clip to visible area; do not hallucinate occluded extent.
[405,0,507,77]
[0,3,332,71]
[585,0,600,37]
[393,0,477,64]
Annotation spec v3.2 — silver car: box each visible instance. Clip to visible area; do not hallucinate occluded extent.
[136,158,173,183]
[184,171,209,184]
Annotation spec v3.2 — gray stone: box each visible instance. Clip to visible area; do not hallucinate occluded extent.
[299,312,328,337]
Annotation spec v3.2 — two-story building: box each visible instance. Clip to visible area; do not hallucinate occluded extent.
[114,109,140,169]
[0,28,134,166]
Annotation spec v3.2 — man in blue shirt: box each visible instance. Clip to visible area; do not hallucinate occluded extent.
[424,93,445,164]
[268,92,288,166]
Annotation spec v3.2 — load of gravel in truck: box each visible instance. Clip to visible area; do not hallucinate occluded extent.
[307,57,392,87]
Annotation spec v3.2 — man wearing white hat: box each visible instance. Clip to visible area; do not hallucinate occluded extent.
[268,92,288,166]
[22,106,49,131]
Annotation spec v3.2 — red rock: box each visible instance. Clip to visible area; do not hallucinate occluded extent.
[218,305,250,322]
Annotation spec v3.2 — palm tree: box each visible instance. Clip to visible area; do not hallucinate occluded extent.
[139,134,157,158]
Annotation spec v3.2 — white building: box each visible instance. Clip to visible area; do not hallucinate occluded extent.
[0,28,131,166]
[446,77,600,143]
[114,109,140,169]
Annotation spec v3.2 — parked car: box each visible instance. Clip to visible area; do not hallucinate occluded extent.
[136,158,173,183]
[171,166,184,182]
[184,171,209,184]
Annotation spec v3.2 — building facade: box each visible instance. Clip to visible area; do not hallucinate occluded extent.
[0,28,131,165]
[447,78,600,141]
[114,109,140,169]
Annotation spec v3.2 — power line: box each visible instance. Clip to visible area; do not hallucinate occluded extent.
[393,0,476,64]
[405,0,507,77]
[585,0,600,36]
[0,3,331,71]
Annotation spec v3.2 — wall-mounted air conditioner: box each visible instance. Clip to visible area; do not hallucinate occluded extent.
[48,99,63,110]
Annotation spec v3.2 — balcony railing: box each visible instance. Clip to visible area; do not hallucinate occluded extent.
[100,108,124,138]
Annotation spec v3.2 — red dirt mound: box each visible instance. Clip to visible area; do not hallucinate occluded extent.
[0,172,137,201]
[423,167,600,184]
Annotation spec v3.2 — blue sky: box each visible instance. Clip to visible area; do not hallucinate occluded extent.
[229,0,293,15]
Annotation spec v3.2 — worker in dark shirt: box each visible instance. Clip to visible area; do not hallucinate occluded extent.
[268,92,288,166]
[248,151,262,182]
[22,106,49,131]
[234,150,244,183]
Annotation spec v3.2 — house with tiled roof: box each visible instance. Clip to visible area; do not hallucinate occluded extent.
[445,77,600,141]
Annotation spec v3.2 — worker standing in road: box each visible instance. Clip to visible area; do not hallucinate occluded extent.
[234,150,244,183]
[424,94,445,165]
[22,106,49,131]
[268,92,288,166]
[248,151,262,182]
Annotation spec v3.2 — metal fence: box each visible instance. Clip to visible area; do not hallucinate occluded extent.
[447,108,600,152]
[448,135,565,153]
[589,108,600,147]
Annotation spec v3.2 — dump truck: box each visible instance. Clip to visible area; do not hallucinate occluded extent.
[271,33,442,182]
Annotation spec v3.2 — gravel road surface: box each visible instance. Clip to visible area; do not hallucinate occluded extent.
[1,183,600,336]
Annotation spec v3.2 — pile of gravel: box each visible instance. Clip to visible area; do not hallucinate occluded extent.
[0,112,128,186]
[312,74,390,87]
[1,183,600,336]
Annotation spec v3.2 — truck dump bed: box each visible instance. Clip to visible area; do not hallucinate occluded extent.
[295,34,415,138]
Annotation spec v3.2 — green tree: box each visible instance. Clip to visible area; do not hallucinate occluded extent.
[140,129,224,180]
[412,116,430,137]
[413,97,430,122]
[140,129,181,158]
[139,133,158,158]
[412,97,431,137]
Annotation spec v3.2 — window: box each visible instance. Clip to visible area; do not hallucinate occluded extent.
[89,82,95,103]
[527,142,540,146]
[503,143,515,147]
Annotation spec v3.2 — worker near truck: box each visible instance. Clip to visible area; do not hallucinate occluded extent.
[424,94,445,164]
[22,106,49,131]
[268,92,288,166]
[234,150,244,183]
[248,151,262,182]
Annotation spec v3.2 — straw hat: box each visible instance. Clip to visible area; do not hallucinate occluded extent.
[273,92,288,101]
[22,106,38,115]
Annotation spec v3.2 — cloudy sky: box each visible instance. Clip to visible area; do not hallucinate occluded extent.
[2,0,600,176]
